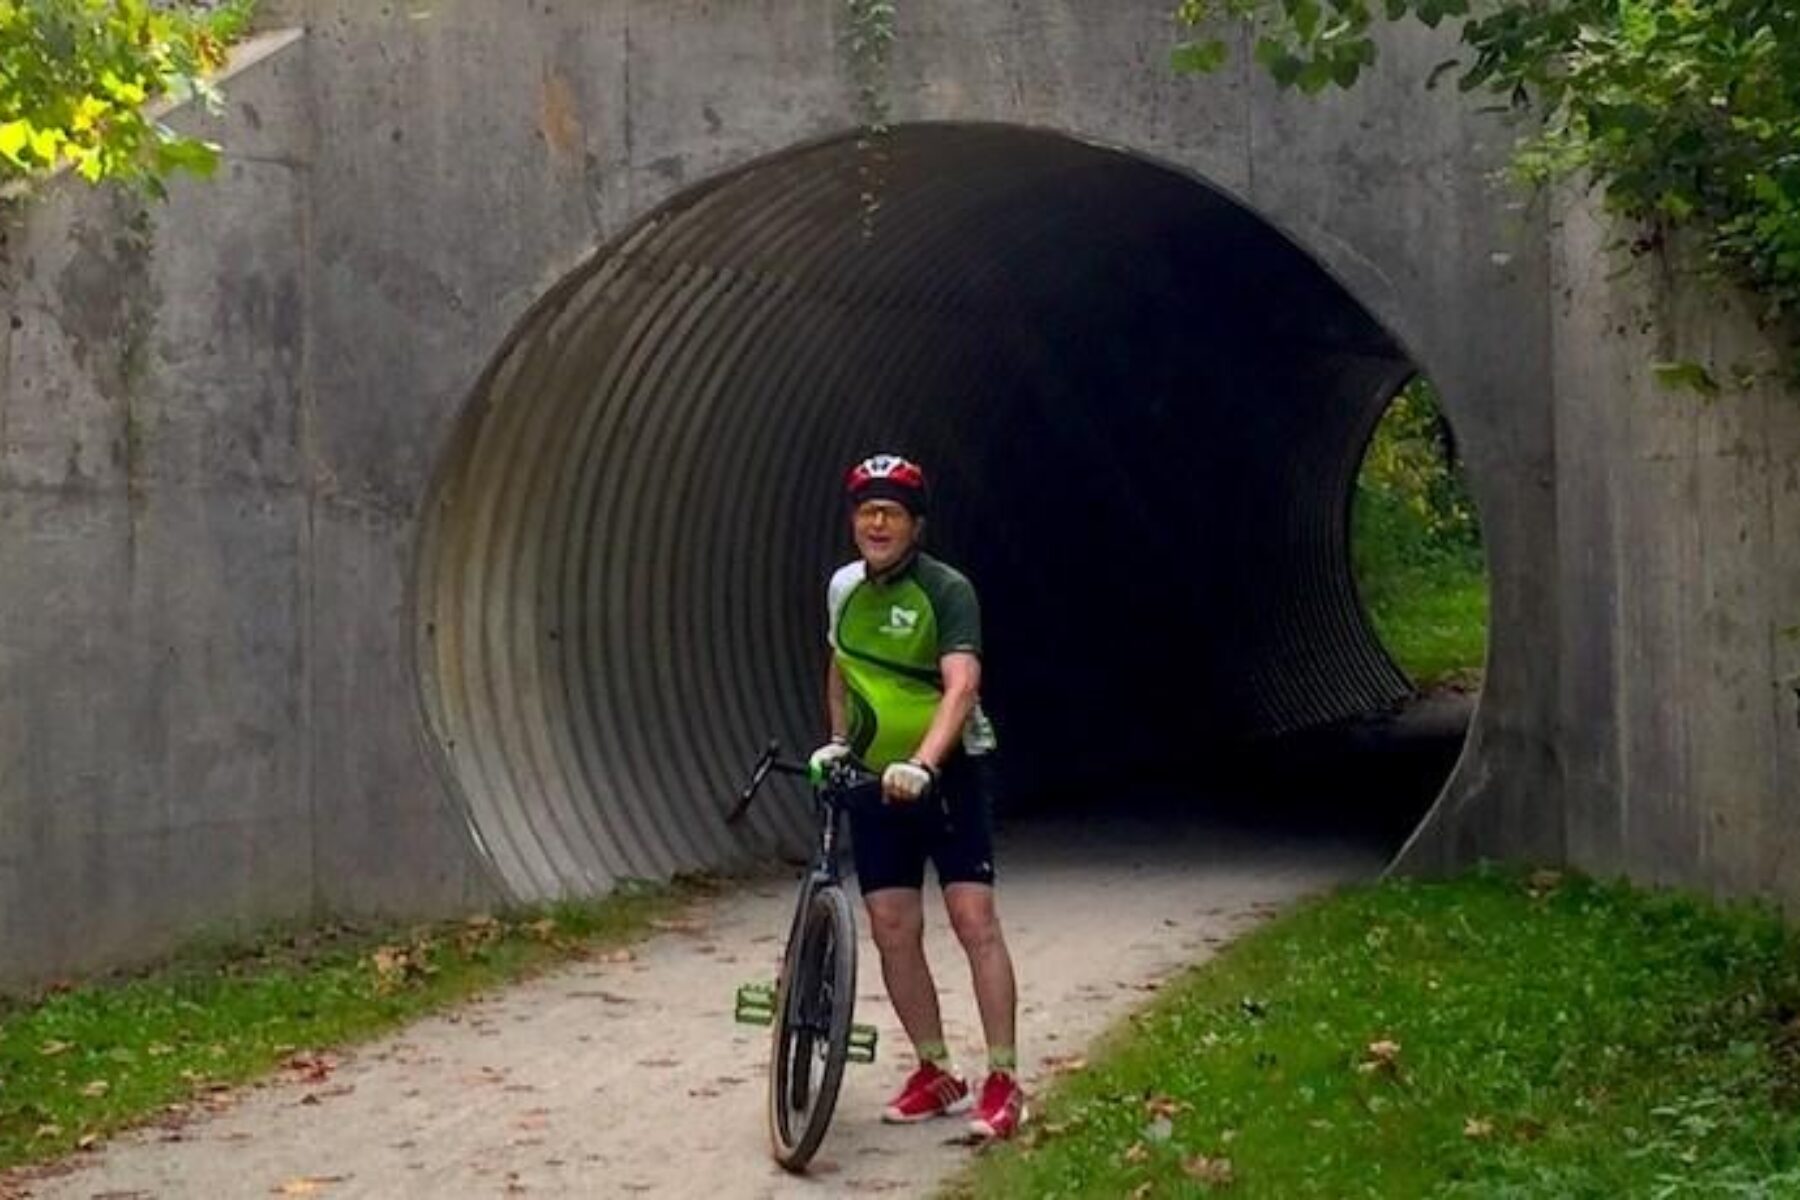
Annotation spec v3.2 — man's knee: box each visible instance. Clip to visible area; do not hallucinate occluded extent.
[865,890,925,954]
[945,889,1003,953]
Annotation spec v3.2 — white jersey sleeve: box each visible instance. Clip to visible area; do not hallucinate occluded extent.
[825,561,866,650]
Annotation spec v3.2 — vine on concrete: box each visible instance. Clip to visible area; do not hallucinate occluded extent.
[843,0,896,239]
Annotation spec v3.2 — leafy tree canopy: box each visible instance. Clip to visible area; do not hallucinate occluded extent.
[1,0,254,198]
[1176,0,1800,377]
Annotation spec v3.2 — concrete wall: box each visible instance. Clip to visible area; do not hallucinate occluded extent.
[0,32,500,985]
[4,0,1787,985]
[1552,201,1798,896]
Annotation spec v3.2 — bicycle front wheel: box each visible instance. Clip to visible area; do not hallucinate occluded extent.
[767,884,857,1172]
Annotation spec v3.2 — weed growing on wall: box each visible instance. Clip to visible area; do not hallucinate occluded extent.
[843,0,895,238]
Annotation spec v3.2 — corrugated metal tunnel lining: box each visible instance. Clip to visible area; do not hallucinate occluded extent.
[416,124,1419,902]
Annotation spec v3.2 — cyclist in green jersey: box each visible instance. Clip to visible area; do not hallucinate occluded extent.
[807,453,1025,1140]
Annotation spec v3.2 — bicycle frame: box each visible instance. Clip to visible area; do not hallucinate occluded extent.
[728,742,879,1064]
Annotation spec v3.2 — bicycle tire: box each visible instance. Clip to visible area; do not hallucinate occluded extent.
[767,884,857,1172]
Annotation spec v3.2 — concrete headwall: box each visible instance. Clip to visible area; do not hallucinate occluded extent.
[0,0,1788,986]
[1558,203,1798,894]
[1400,197,1800,887]
[0,33,492,984]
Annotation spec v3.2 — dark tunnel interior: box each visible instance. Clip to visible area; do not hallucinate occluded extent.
[416,124,1477,902]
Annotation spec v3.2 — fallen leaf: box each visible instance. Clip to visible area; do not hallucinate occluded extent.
[39,1039,74,1057]
[1130,1185,1153,1199]
[76,1133,101,1151]
[1145,1095,1189,1119]
[1182,1154,1234,1186]
[1464,1116,1495,1139]
[80,1080,111,1098]
[33,1124,61,1139]
[1123,1141,1150,1164]
[273,1177,348,1195]
[1041,1054,1087,1076]
[283,1053,335,1084]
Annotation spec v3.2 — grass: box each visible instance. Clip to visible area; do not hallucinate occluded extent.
[953,869,1800,1199]
[0,878,702,1170]
[1352,487,1490,690]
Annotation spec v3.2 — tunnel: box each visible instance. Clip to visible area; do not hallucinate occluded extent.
[414,122,1470,903]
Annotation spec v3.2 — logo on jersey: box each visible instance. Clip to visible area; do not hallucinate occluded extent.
[880,606,920,637]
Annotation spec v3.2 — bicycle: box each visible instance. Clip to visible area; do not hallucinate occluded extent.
[727,741,882,1172]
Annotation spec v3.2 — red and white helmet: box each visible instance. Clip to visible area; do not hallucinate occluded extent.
[845,453,929,516]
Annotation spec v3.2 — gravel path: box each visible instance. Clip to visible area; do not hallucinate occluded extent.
[16,818,1381,1199]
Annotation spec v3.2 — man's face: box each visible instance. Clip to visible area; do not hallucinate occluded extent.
[852,499,919,574]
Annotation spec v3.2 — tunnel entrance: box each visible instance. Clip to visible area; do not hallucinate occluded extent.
[415,123,1475,902]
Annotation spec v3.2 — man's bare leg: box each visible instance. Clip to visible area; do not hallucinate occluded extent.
[943,882,1017,1063]
[865,888,948,1059]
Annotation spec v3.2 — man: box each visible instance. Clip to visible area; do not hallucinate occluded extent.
[808,453,1026,1140]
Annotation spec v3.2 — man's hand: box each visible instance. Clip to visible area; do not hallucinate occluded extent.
[882,759,936,804]
[808,737,852,784]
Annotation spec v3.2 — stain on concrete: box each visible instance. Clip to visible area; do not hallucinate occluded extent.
[539,70,583,162]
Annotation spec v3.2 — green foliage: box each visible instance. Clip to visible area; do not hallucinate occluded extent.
[957,870,1800,1197]
[0,0,255,197]
[1357,377,1480,554]
[1174,0,1800,376]
[1353,377,1488,687]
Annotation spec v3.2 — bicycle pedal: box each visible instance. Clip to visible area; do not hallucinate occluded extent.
[848,1023,879,1063]
[734,981,775,1026]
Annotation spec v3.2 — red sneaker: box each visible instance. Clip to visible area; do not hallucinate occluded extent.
[968,1072,1026,1139]
[881,1062,972,1123]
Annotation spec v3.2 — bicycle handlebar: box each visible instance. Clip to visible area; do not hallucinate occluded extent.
[724,739,878,825]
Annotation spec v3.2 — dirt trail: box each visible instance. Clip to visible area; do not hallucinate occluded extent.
[20,819,1380,1199]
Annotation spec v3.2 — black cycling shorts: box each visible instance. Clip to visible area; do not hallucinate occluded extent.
[849,753,997,894]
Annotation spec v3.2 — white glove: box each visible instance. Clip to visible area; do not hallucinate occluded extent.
[808,737,852,783]
[881,759,936,804]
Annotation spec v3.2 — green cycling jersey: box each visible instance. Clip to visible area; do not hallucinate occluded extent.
[827,552,999,771]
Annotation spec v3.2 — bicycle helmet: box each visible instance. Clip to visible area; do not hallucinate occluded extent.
[845,453,929,516]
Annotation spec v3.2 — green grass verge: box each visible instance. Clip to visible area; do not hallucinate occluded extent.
[1359,559,1490,690]
[0,879,701,1170]
[953,870,1800,1198]
[1352,488,1489,690]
